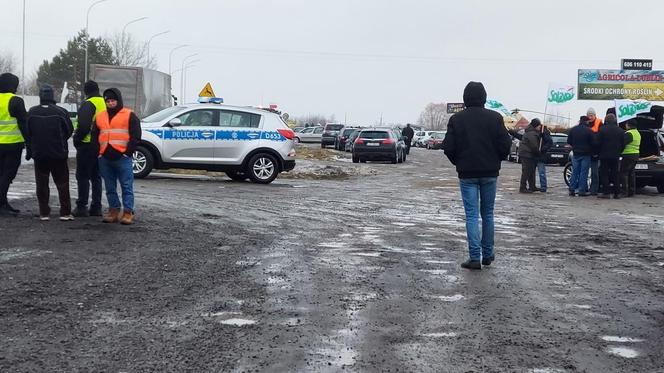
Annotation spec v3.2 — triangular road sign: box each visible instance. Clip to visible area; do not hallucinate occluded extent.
[198,82,216,98]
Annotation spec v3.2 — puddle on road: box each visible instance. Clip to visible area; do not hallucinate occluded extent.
[421,269,448,275]
[606,346,639,358]
[434,294,465,302]
[220,318,257,326]
[601,336,645,343]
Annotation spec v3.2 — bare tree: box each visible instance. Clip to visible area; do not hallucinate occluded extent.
[417,102,451,130]
[106,32,156,69]
[0,51,16,74]
[293,114,337,126]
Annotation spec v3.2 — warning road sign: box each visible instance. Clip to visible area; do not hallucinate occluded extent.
[198,82,216,98]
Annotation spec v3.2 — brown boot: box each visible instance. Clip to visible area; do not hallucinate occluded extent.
[120,210,134,225]
[102,208,121,223]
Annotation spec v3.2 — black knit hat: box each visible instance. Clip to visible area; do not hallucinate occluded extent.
[529,118,542,128]
[39,84,55,104]
[84,80,99,96]
[103,89,119,101]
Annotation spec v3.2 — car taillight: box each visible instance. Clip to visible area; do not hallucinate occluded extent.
[278,128,295,140]
[382,138,395,145]
[355,138,364,145]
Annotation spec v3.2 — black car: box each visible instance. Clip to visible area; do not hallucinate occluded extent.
[545,134,571,165]
[335,127,360,151]
[352,128,407,164]
[321,123,344,148]
[345,129,361,152]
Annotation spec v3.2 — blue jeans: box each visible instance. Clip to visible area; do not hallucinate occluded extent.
[590,158,599,194]
[569,154,591,194]
[459,177,497,262]
[537,161,547,191]
[99,156,134,212]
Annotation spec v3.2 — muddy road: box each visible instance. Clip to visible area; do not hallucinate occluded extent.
[1,146,663,372]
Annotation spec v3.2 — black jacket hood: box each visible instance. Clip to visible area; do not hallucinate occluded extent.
[103,88,124,114]
[463,81,487,108]
[0,73,19,94]
[39,85,56,105]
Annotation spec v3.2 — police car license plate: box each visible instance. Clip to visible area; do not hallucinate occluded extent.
[635,164,648,170]
[367,143,380,146]
[550,154,563,158]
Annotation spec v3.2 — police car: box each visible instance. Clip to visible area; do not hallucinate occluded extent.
[133,101,296,184]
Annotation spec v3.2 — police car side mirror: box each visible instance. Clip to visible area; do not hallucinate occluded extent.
[166,118,182,128]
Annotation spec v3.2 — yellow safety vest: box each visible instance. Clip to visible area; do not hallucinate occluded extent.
[622,129,641,155]
[0,93,24,144]
[74,96,107,143]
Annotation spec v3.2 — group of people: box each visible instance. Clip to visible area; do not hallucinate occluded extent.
[567,109,640,198]
[0,73,140,224]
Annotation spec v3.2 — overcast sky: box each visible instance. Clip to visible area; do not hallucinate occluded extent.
[2,0,663,124]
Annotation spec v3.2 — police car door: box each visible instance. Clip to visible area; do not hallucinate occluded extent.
[215,110,262,163]
[162,109,218,163]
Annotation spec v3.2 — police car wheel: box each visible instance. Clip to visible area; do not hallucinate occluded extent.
[226,170,248,181]
[247,153,278,184]
[132,146,153,179]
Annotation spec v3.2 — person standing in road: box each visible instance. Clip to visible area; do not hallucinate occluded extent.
[24,85,75,221]
[587,108,603,195]
[402,123,414,155]
[596,114,625,199]
[72,81,106,217]
[567,116,595,197]
[619,119,641,198]
[0,73,28,216]
[92,88,141,225]
[517,119,542,193]
[443,81,511,270]
[536,125,553,193]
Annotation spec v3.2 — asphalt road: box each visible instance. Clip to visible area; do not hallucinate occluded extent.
[1,146,663,372]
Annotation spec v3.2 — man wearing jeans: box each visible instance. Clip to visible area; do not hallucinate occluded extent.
[443,82,511,270]
[92,88,141,225]
[567,116,595,196]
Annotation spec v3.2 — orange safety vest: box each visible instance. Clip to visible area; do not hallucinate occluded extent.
[590,118,603,133]
[96,108,131,156]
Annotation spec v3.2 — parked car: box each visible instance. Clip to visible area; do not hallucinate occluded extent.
[335,127,361,151]
[546,134,571,165]
[426,131,446,149]
[294,126,323,143]
[352,128,407,164]
[345,129,361,152]
[414,131,435,147]
[321,123,345,148]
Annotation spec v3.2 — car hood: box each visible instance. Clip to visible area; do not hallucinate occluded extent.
[141,121,165,129]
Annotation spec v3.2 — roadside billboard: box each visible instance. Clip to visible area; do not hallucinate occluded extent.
[446,103,465,114]
[578,69,664,101]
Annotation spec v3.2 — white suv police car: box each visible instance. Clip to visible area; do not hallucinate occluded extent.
[133,103,296,184]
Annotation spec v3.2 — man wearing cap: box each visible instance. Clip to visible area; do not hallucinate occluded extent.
[24,85,74,221]
[586,108,603,195]
[92,88,141,225]
[72,80,106,217]
[0,73,28,216]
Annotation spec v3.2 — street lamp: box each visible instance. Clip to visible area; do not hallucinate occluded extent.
[146,30,170,68]
[182,60,199,103]
[84,0,109,82]
[122,16,148,36]
[180,53,198,102]
[168,44,188,76]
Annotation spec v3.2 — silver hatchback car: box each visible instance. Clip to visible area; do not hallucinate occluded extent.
[133,103,296,184]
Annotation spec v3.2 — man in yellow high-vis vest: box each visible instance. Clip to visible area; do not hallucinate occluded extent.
[619,119,641,198]
[0,73,28,216]
[72,81,106,217]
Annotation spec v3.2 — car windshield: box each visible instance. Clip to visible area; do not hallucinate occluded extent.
[326,124,344,131]
[360,131,389,139]
[142,106,187,122]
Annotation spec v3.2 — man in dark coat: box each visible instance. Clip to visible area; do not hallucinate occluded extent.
[0,73,28,216]
[401,123,414,155]
[536,126,553,192]
[24,85,74,220]
[567,116,595,196]
[443,81,511,270]
[517,119,542,193]
[596,113,624,199]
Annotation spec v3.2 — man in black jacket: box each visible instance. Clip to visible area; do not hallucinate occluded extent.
[567,116,595,196]
[24,85,74,220]
[443,81,511,270]
[73,81,105,217]
[91,88,141,225]
[536,126,553,192]
[596,114,624,199]
[401,123,414,155]
[0,73,28,216]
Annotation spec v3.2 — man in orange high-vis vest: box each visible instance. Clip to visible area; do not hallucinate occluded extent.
[92,88,141,225]
[586,107,602,195]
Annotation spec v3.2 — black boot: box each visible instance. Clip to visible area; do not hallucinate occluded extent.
[482,256,495,266]
[461,259,481,270]
[0,203,18,216]
[72,206,90,217]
